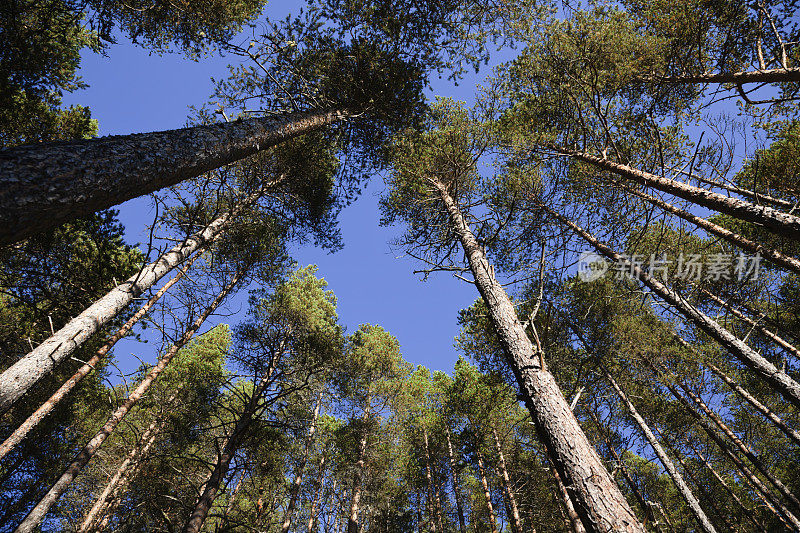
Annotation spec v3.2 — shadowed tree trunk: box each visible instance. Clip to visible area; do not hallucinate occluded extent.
[445,425,468,533]
[549,459,586,533]
[281,391,324,533]
[307,453,327,533]
[14,269,243,533]
[347,394,371,533]
[602,368,718,533]
[0,109,348,245]
[476,450,499,533]
[431,178,645,533]
[546,207,800,410]
[549,147,800,242]
[642,67,800,85]
[0,252,199,461]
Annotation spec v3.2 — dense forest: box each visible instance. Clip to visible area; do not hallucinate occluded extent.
[1,0,800,531]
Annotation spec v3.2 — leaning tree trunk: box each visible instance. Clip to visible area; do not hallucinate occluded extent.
[0,188,262,414]
[476,450,499,533]
[14,269,243,533]
[281,391,324,533]
[641,67,800,85]
[78,391,178,533]
[602,368,718,533]
[550,147,800,242]
[491,428,526,533]
[431,179,645,533]
[0,252,198,461]
[612,179,800,275]
[548,459,586,533]
[445,425,468,533]
[0,108,348,245]
[546,207,800,410]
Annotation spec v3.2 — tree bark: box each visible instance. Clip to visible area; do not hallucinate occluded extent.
[281,391,324,533]
[551,147,800,242]
[641,67,800,85]
[491,428,526,533]
[0,252,198,460]
[549,460,586,533]
[432,179,645,533]
[347,394,371,533]
[547,207,800,410]
[0,189,258,414]
[422,426,442,533]
[476,450,499,533]
[307,453,327,533]
[77,392,178,533]
[14,269,243,533]
[0,108,348,246]
[613,180,800,275]
[602,368,718,533]
[445,425,468,533]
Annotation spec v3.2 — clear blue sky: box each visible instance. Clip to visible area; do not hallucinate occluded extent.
[62,1,513,375]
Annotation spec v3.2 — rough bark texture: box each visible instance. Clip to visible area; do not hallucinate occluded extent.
[491,428,526,533]
[0,253,197,461]
[281,392,323,533]
[614,180,800,275]
[549,461,586,533]
[445,425,468,533]
[0,109,347,245]
[347,396,370,533]
[14,271,242,533]
[547,208,800,410]
[644,67,800,85]
[476,451,499,533]
[603,369,718,533]
[78,393,177,533]
[422,427,439,533]
[0,203,240,414]
[554,148,800,242]
[433,180,645,533]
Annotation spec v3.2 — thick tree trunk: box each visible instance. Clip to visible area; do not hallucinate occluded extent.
[551,147,800,242]
[0,252,198,460]
[491,428,526,533]
[549,460,586,533]
[14,270,243,533]
[658,372,800,529]
[432,179,645,533]
[307,453,327,533]
[445,425,468,533]
[547,208,800,410]
[642,67,800,85]
[613,180,800,275]
[281,392,324,533]
[603,368,718,533]
[705,359,800,447]
[0,109,348,245]
[660,364,800,514]
[0,191,255,414]
[476,451,499,533]
[182,356,277,533]
[78,392,178,533]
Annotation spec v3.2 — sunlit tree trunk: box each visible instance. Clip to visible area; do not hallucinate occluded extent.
[0,109,348,245]
[491,428,526,533]
[445,425,468,533]
[603,368,718,533]
[549,460,586,533]
[476,450,499,533]
[14,269,243,533]
[307,453,327,533]
[0,252,198,461]
[432,179,645,533]
[347,393,371,533]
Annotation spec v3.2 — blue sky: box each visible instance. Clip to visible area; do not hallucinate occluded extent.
[62,1,515,375]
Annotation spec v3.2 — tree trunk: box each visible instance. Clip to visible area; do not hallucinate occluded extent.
[422,426,441,533]
[476,451,499,533]
[657,371,800,529]
[491,428,526,533]
[445,425,468,533]
[641,67,800,85]
[432,179,645,533]
[547,207,800,410]
[0,252,198,461]
[551,147,800,242]
[613,180,800,275]
[281,391,324,533]
[603,368,718,533]
[347,395,371,533]
[549,460,586,533]
[704,358,800,447]
[14,269,243,533]
[307,453,327,533]
[0,188,260,414]
[0,109,348,245]
[77,392,177,533]
[182,352,278,533]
